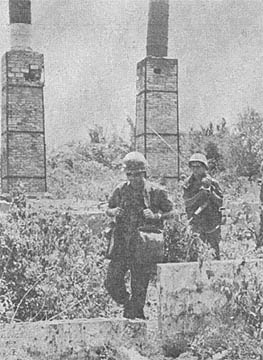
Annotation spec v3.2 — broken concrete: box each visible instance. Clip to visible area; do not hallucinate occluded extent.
[0,318,146,359]
[157,259,263,351]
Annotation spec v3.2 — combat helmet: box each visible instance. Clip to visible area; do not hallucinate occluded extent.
[189,153,208,170]
[122,151,148,173]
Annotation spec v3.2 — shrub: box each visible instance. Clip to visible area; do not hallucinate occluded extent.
[0,188,120,322]
[228,108,263,179]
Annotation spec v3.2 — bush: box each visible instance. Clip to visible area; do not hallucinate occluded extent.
[0,188,120,322]
[47,132,131,201]
[227,108,263,179]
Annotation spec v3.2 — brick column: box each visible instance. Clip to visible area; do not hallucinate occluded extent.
[135,57,179,179]
[135,0,179,180]
[1,51,46,192]
[1,0,47,193]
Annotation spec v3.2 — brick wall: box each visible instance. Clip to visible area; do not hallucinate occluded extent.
[136,136,178,178]
[136,56,179,179]
[1,50,46,193]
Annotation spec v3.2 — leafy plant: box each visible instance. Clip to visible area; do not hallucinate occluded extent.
[228,108,263,179]
[0,186,120,322]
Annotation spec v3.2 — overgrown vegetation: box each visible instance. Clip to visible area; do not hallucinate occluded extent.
[1,109,263,359]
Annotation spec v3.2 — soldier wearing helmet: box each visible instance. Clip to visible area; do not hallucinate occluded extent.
[105,151,173,319]
[183,152,223,259]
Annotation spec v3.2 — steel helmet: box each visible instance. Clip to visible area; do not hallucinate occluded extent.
[122,151,148,173]
[189,153,208,170]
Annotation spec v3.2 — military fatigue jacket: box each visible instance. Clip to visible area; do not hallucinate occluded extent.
[183,173,223,232]
[260,181,263,204]
[108,180,173,260]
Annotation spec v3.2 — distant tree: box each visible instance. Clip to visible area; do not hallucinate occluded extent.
[89,125,105,144]
[228,108,263,179]
[126,116,136,151]
[205,141,224,173]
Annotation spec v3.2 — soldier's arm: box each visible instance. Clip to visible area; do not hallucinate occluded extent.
[183,189,209,209]
[157,189,174,220]
[209,181,223,208]
[260,183,263,204]
[106,187,122,217]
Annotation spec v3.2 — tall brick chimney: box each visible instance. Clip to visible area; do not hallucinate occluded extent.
[135,0,180,180]
[9,0,32,51]
[147,0,169,57]
[1,0,47,193]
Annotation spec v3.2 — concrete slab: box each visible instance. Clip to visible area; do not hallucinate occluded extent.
[157,259,263,350]
[0,318,146,360]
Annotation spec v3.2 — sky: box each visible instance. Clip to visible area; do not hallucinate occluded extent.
[0,0,263,148]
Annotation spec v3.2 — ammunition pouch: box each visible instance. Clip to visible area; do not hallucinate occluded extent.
[103,221,116,260]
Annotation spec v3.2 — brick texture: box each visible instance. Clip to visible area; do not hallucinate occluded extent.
[1,50,46,193]
[136,57,179,179]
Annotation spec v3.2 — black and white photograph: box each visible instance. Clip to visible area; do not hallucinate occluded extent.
[0,0,263,359]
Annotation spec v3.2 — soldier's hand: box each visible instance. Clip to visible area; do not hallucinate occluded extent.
[108,207,124,217]
[143,209,159,220]
[200,186,211,194]
[201,178,211,188]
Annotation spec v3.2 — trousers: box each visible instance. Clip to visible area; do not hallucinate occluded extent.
[258,212,263,247]
[192,225,221,260]
[105,258,154,318]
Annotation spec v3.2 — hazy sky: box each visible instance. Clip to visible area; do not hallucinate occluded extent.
[0,0,263,147]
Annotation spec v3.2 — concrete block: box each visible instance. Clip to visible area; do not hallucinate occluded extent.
[157,259,263,349]
[0,318,146,360]
[0,200,11,213]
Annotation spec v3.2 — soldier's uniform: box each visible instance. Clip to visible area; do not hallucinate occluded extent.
[183,154,223,260]
[105,152,173,319]
[259,164,263,246]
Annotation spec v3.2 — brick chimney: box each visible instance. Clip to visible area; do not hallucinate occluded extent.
[1,0,47,193]
[9,0,32,51]
[146,0,169,57]
[135,0,180,180]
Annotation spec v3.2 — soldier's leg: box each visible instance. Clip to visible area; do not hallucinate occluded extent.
[258,211,263,247]
[190,225,205,262]
[206,227,221,260]
[128,262,154,319]
[104,260,130,305]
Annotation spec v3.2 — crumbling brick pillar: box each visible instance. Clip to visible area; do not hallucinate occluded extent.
[135,0,179,180]
[136,57,179,179]
[1,0,47,193]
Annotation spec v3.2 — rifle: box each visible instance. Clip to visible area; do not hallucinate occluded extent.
[188,202,209,225]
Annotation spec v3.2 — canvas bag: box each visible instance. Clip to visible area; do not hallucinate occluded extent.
[135,225,164,264]
[134,188,165,264]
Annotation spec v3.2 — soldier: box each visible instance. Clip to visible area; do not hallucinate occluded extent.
[183,153,223,260]
[258,161,263,247]
[104,151,173,319]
